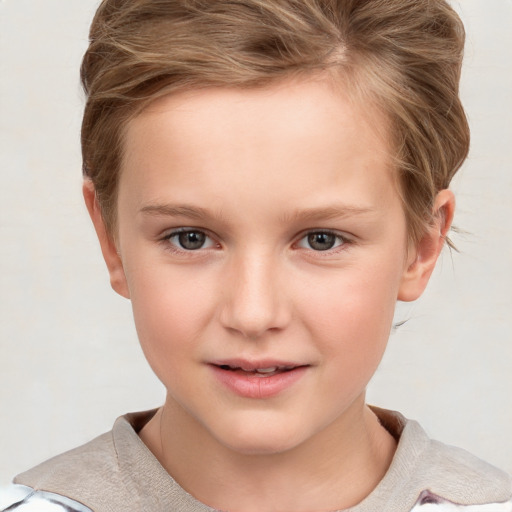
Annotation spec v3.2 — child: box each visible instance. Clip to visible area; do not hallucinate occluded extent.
[1,0,511,511]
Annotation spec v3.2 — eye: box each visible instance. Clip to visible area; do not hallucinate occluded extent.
[165,229,216,251]
[297,231,346,251]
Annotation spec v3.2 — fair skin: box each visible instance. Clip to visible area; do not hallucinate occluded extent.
[84,77,454,512]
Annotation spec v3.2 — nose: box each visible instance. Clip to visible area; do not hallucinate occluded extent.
[219,252,291,339]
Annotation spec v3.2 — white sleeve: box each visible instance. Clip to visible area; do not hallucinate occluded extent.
[0,485,93,512]
[410,490,512,512]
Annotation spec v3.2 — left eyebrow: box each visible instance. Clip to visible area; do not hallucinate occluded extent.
[281,205,376,223]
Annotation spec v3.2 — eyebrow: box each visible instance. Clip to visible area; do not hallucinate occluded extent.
[281,205,376,223]
[139,203,375,223]
[139,203,221,221]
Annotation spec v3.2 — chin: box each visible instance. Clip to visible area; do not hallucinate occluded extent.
[212,417,308,456]
[223,437,299,457]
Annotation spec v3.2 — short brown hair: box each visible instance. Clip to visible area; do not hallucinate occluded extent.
[81,0,469,244]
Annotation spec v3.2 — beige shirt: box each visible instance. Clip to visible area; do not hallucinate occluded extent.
[8,408,512,512]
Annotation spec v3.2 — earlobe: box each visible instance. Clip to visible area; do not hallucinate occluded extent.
[83,180,130,299]
[398,189,455,302]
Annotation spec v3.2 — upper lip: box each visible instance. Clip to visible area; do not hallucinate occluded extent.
[210,359,307,371]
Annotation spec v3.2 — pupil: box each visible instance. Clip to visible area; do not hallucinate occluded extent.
[179,231,205,250]
[308,232,335,251]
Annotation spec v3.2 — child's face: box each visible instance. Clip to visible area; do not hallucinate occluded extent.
[106,77,423,454]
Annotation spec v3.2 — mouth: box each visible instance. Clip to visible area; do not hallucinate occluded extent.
[215,364,300,378]
[209,360,309,398]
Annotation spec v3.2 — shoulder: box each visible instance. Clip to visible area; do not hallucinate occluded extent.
[0,484,92,512]
[369,408,512,511]
[11,429,122,512]
[403,418,512,505]
[422,436,512,495]
[14,430,118,494]
[13,411,158,495]
[9,410,168,512]
[375,407,512,496]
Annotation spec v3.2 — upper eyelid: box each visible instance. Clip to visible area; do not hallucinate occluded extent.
[295,228,351,242]
[162,226,212,239]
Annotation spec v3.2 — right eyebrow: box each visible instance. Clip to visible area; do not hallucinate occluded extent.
[139,203,219,222]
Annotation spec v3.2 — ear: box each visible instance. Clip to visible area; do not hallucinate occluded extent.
[83,180,130,299]
[398,189,455,302]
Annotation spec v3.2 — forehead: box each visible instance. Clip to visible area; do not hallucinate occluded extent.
[128,77,390,145]
[120,77,399,220]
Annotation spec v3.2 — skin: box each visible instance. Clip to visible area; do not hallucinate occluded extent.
[84,76,454,512]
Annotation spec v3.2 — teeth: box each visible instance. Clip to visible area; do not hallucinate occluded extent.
[255,367,278,373]
[219,365,292,374]
[238,366,278,373]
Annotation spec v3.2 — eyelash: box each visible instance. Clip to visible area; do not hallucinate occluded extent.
[160,228,352,254]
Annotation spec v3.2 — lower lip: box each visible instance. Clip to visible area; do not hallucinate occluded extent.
[210,365,308,399]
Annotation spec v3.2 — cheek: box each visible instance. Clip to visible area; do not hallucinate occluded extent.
[295,262,401,361]
[300,279,396,407]
[125,263,218,376]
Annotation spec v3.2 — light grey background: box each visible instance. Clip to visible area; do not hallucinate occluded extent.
[0,0,511,485]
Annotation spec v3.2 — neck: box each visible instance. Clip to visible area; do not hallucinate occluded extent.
[140,395,396,512]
